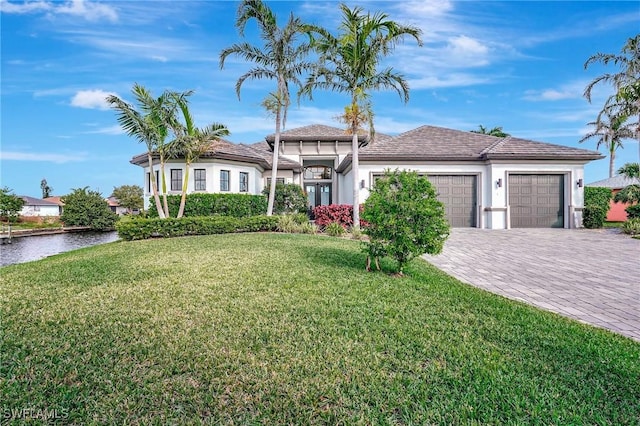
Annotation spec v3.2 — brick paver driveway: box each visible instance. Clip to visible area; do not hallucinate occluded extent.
[423,228,640,341]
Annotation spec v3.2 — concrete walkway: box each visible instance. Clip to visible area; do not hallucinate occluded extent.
[423,228,640,341]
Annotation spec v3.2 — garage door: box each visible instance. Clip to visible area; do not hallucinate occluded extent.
[509,174,564,228]
[429,175,477,227]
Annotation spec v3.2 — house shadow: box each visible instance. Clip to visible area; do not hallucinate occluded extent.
[297,243,367,273]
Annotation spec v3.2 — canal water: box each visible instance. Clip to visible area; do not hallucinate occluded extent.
[0,231,119,267]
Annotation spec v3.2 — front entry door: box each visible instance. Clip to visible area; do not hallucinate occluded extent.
[305,183,332,210]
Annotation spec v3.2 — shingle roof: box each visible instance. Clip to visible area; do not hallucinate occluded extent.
[266,124,370,146]
[20,196,60,206]
[586,175,640,189]
[357,125,603,161]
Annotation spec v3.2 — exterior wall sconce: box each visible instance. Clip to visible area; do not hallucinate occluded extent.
[360,179,366,189]
[496,178,502,188]
[577,178,583,188]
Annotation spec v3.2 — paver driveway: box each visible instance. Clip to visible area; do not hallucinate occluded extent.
[423,228,640,341]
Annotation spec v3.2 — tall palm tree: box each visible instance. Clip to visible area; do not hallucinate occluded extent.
[584,35,640,161]
[579,111,634,177]
[169,91,230,218]
[107,84,174,219]
[219,0,312,216]
[470,125,510,138]
[301,4,422,227]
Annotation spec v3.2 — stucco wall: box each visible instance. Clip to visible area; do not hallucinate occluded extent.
[20,205,60,217]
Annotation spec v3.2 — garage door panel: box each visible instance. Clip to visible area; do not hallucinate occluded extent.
[509,174,564,228]
[428,175,477,227]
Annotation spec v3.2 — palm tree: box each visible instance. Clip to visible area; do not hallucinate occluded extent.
[301,4,422,227]
[614,162,640,205]
[470,125,510,138]
[107,84,174,219]
[584,35,640,161]
[579,111,634,177]
[219,0,312,216]
[169,91,230,218]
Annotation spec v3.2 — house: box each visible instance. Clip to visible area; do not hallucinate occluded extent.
[131,124,604,229]
[586,175,640,221]
[44,196,64,215]
[105,196,131,216]
[19,196,61,218]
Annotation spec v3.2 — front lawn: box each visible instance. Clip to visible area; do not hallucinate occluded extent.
[1,233,638,424]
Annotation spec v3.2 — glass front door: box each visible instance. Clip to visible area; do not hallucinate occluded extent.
[305,183,332,210]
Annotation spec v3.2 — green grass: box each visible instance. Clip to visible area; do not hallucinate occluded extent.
[603,221,625,228]
[1,233,638,424]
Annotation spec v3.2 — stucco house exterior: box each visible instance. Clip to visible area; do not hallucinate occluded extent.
[131,124,603,229]
[19,196,61,218]
[587,175,640,222]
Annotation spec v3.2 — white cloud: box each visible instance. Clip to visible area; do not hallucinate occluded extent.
[1,0,117,22]
[522,79,594,102]
[70,89,115,110]
[0,151,87,163]
[408,73,490,89]
[83,125,123,135]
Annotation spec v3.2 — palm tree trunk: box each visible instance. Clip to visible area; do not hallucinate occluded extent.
[609,134,615,178]
[177,164,189,218]
[351,106,360,228]
[160,161,169,218]
[148,153,165,219]
[266,110,281,216]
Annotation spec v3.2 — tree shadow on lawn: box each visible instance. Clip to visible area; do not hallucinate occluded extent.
[297,242,398,276]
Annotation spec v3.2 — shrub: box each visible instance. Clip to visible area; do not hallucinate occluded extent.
[349,226,364,240]
[325,221,346,237]
[621,218,640,235]
[362,170,450,274]
[583,205,607,229]
[115,215,278,241]
[625,204,640,219]
[313,204,367,229]
[147,193,267,218]
[262,183,308,214]
[276,213,310,233]
[61,187,118,231]
[0,187,24,223]
[299,222,318,234]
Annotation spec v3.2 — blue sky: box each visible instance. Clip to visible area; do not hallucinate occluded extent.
[1,0,638,198]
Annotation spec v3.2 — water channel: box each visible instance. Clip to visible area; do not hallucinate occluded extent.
[0,231,119,267]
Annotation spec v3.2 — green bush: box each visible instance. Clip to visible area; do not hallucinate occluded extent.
[276,213,309,233]
[148,193,267,218]
[582,205,607,229]
[621,218,640,235]
[61,187,118,231]
[115,215,278,241]
[0,187,24,223]
[262,183,308,214]
[325,222,346,237]
[362,170,450,274]
[625,204,640,219]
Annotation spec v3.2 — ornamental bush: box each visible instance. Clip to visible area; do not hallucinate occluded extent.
[115,215,278,241]
[313,204,367,229]
[583,187,612,229]
[61,187,117,231]
[361,170,450,274]
[621,218,640,235]
[147,193,267,218]
[262,183,307,214]
[625,204,640,219]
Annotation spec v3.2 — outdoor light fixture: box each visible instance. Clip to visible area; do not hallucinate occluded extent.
[360,179,366,189]
[496,178,503,188]
[577,178,583,188]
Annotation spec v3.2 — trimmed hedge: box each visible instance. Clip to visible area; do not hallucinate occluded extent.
[148,193,267,218]
[115,215,278,241]
[583,187,612,229]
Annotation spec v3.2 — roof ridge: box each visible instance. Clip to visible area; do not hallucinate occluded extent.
[481,136,511,155]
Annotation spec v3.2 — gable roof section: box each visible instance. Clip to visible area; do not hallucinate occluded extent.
[265,124,370,147]
[20,196,60,206]
[586,175,640,189]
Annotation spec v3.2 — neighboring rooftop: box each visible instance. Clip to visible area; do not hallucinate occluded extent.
[587,175,640,189]
[19,196,60,206]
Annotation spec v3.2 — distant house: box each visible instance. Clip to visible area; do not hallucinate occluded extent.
[587,175,640,221]
[131,123,604,229]
[44,196,64,215]
[106,196,130,216]
[19,196,61,218]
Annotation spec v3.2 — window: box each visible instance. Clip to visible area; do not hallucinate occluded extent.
[170,169,183,191]
[266,177,285,186]
[147,170,160,193]
[304,166,332,180]
[194,169,206,191]
[220,170,230,191]
[239,172,249,192]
